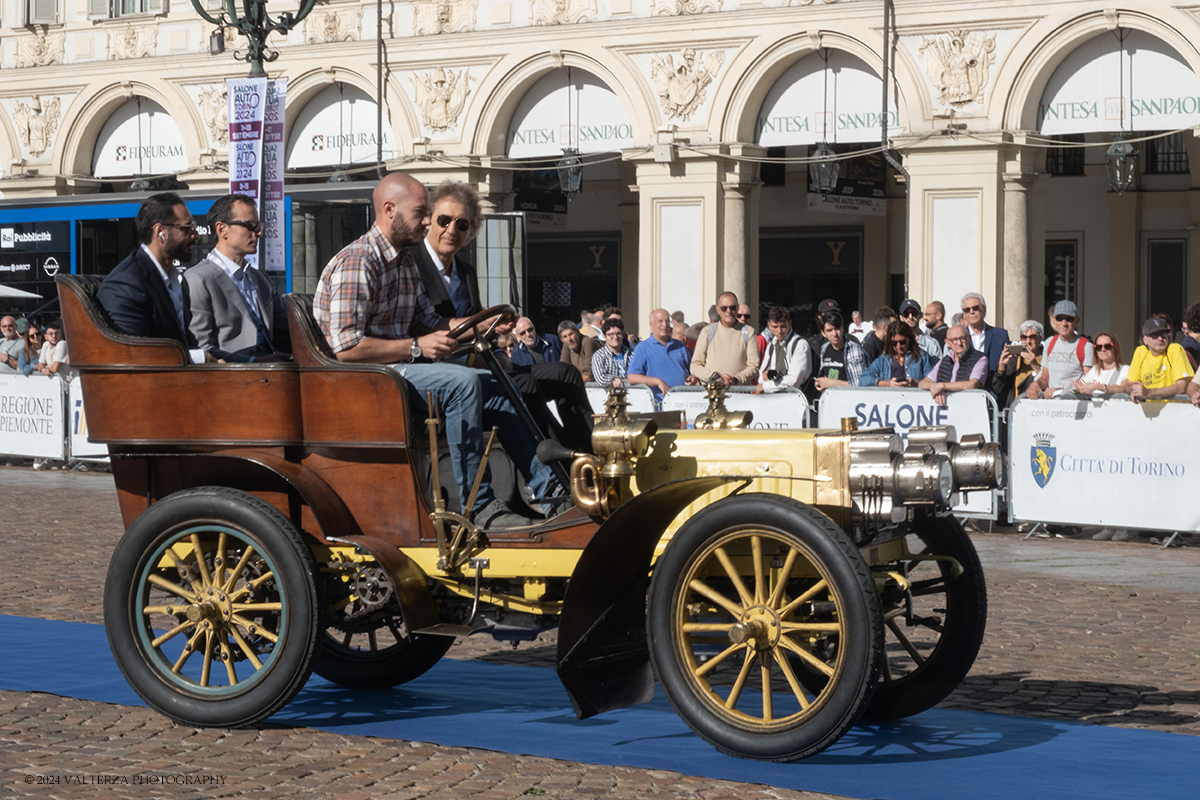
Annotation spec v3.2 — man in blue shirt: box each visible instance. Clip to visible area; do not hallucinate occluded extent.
[628,308,699,400]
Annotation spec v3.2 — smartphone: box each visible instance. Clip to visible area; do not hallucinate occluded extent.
[1006,342,1025,356]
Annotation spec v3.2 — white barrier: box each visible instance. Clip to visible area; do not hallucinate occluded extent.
[818,387,998,519]
[0,374,67,459]
[660,386,811,429]
[1009,395,1199,532]
[67,378,108,461]
[585,384,657,415]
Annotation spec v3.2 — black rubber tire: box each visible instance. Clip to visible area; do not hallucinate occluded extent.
[864,513,987,720]
[647,494,883,762]
[103,487,320,728]
[313,571,453,688]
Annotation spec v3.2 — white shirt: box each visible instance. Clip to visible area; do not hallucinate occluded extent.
[142,244,205,365]
[969,325,985,353]
[207,247,262,323]
[423,238,461,298]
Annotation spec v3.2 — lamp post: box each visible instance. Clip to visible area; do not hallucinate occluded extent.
[191,0,318,77]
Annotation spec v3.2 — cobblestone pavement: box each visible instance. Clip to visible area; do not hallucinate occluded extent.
[2,467,1199,798]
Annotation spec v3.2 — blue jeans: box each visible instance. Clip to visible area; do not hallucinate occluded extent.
[398,362,558,514]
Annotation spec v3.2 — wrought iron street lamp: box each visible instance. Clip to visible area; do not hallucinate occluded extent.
[809,142,840,194]
[1105,133,1137,195]
[557,148,583,201]
[191,0,318,77]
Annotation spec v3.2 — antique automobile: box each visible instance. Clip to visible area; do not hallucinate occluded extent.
[58,274,1002,762]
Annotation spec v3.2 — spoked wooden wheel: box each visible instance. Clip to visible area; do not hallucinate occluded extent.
[104,488,319,727]
[865,513,986,719]
[313,562,452,688]
[648,495,882,762]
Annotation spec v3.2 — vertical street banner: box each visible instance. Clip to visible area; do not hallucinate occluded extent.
[227,78,267,204]
[261,79,287,272]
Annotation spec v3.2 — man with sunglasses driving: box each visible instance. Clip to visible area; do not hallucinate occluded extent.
[183,194,291,362]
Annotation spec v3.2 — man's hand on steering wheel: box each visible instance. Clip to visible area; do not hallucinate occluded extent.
[415,331,459,361]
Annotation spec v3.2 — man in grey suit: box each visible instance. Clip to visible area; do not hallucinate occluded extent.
[183,194,290,361]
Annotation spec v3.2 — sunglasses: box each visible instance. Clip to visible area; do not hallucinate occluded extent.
[891,338,909,346]
[718,305,738,312]
[164,222,198,234]
[226,219,264,234]
[1055,315,1075,322]
[1020,334,1040,341]
[1147,331,1170,340]
[1095,343,1114,351]
[436,215,471,232]
[736,313,751,319]
[961,304,982,314]
[946,336,969,343]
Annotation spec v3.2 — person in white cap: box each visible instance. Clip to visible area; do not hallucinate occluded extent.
[1031,300,1093,398]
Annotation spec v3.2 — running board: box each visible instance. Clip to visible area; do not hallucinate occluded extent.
[414,622,494,639]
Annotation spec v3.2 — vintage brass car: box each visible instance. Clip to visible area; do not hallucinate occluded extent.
[60,274,1002,762]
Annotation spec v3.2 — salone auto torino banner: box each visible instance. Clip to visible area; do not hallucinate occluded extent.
[1009,396,1200,532]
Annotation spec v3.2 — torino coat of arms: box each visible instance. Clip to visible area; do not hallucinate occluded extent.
[650,48,725,121]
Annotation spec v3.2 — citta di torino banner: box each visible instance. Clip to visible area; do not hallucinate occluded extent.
[818,387,997,518]
[1009,396,1200,532]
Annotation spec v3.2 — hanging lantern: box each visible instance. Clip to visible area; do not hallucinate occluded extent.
[557,147,583,201]
[809,142,840,194]
[1105,134,1137,195]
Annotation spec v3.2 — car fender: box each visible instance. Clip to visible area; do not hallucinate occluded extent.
[556,475,751,719]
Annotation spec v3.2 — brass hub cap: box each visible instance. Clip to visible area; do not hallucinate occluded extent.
[729,605,781,650]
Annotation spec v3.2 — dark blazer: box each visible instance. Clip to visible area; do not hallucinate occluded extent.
[407,242,481,319]
[978,323,1011,377]
[97,246,189,344]
[182,255,290,356]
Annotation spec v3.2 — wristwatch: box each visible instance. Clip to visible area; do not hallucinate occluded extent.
[409,339,422,362]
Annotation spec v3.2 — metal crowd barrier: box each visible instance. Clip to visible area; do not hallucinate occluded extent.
[0,374,108,463]
[1008,393,1196,545]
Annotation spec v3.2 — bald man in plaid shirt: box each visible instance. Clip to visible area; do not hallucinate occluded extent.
[314,173,560,530]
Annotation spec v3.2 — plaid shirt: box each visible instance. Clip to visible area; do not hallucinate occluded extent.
[591,341,635,386]
[819,338,869,385]
[313,225,442,354]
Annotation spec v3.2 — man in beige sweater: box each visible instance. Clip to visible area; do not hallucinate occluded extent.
[690,292,760,386]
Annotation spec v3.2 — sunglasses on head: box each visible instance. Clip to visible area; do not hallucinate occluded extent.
[436,215,471,232]
[961,304,982,314]
[226,219,263,234]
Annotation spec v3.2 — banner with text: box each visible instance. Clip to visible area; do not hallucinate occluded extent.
[585,384,657,416]
[67,379,108,461]
[661,386,811,429]
[261,79,287,272]
[818,387,996,517]
[0,375,65,459]
[227,77,267,211]
[1009,396,1200,531]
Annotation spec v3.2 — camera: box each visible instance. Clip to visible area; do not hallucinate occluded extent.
[766,370,784,382]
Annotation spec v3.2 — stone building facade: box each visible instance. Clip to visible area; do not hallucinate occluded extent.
[1,0,1198,346]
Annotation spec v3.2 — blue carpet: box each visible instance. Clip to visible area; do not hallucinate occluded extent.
[0,615,1192,800]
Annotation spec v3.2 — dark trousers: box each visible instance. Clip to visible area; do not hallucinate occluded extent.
[510,361,594,453]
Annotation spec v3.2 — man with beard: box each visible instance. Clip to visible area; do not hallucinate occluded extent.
[97,192,215,363]
[315,172,563,530]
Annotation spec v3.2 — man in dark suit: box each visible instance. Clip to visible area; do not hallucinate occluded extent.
[959,291,1010,390]
[96,192,214,364]
[408,180,593,452]
[183,194,290,361]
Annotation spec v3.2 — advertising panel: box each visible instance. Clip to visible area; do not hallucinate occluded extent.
[67,379,108,461]
[0,375,65,459]
[1009,396,1200,531]
[0,221,71,297]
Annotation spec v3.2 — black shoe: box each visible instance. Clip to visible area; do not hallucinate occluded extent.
[476,499,538,530]
[540,495,575,519]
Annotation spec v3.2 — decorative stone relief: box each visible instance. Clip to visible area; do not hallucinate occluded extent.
[654,0,721,16]
[305,8,362,44]
[919,29,996,107]
[650,48,724,121]
[411,67,474,133]
[15,31,65,68]
[413,0,477,36]
[532,0,596,26]
[197,85,229,148]
[13,97,62,158]
[108,26,158,60]
[787,0,840,5]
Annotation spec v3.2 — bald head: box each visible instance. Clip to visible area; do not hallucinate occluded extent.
[946,324,969,359]
[0,316,15,341]
[373,172,430,249]
[514,317,537,345]
[648,308,672,343]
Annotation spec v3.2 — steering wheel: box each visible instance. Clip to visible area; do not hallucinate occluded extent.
[446,304,517,356]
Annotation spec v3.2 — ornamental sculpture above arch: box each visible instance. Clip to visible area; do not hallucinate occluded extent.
[15,30,65,68]
[411,67,475,133]
[651,47,725,121]
[655,0,722,16]
[305,8,362,44]
[532,0,596,26]
[919,29,996,107]
[13,97,62,158]
[414,0,477,36]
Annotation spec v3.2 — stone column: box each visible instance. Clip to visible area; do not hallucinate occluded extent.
[1002,175,1032,334]
[722,182,749,303]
